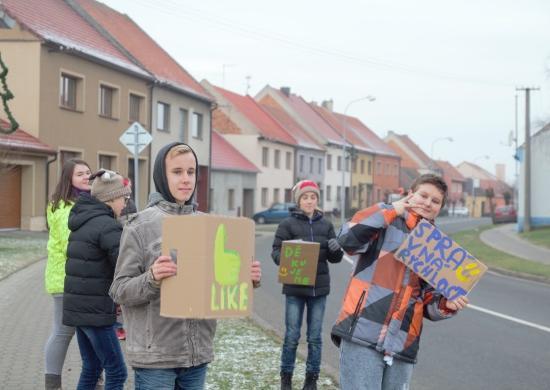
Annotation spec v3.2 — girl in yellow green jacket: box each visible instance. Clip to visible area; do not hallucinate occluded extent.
[44,158,91,390]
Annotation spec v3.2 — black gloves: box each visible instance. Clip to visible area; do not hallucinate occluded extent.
[328,238,342,253]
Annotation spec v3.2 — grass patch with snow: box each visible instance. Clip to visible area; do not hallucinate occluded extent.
[0,232,47,279]
[207,318,337,389]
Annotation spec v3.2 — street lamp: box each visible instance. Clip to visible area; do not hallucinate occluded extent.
[430,137,453,163]
[340,95,376,226]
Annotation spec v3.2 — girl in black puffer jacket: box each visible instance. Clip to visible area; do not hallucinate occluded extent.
[272,180,343,390]
[62,170,131,390]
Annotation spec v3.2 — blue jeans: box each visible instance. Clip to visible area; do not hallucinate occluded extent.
[134,364,209,390]
[75,325,127,390]
[281,294,327,374]
[339,339,414,390]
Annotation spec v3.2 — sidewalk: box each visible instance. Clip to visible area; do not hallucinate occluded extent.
[0,260,89,389]
[480,223,550,265]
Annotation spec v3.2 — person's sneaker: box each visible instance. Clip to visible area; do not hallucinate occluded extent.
[116,327,126,340]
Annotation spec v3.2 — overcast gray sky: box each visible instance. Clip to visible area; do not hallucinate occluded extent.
[103,0,550,183]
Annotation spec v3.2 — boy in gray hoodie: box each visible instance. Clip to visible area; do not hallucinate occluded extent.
[110,142,261,389]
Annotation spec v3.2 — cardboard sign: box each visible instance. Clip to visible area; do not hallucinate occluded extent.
[394,220,487,300]
[278,240,320,286]
[160,214,254,319]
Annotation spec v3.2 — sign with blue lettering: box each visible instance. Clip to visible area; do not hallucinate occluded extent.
[394,221,487,300]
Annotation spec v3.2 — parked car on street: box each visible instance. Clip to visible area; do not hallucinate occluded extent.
[492,205,517,224]
[450,206,469,217]
[253,202,296,224]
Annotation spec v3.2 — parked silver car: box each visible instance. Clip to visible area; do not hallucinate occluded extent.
[450,206,469,217]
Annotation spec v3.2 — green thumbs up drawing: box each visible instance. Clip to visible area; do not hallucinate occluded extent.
[214,224,241,286]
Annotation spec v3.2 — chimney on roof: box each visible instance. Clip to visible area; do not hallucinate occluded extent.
[321,99,334,111]
[495,163,505,181]
[280,87,291,97]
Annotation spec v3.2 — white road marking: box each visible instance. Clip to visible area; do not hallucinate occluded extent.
[342,255,550,334]
[468,304,550,334]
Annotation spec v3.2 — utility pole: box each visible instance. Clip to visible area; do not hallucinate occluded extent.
[514,94,518,208]
[516,86,539,232]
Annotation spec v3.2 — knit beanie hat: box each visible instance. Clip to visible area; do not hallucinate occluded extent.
[90,169,131,202]
[293,180,320,204]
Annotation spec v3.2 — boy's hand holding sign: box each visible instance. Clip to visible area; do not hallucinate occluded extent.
[394,220,487,300]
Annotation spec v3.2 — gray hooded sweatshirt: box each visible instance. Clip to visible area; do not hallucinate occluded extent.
[110,192,216,369]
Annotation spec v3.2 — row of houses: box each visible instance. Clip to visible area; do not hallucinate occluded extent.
[384,131,513,218]
[206,83,402,216]
[0,0,514,230]
[0,0,214,230]
[0,0,403,230]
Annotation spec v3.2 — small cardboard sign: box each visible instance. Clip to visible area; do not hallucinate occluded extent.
[160,214,254,319]
[394,220,487,300]
[278,240,320,286]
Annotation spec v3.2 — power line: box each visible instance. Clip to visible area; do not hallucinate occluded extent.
[126,0,516,88]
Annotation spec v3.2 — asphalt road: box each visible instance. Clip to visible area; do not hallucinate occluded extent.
[253,217,550,389]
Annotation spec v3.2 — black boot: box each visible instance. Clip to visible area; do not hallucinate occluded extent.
[281,371,293,390]
[302,372,319,390]
[45,374,62,390]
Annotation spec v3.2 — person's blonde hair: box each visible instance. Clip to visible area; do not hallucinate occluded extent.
[168,144,193,159]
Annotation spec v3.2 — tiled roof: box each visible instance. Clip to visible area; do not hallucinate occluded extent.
[260,104,323,151]
[456,161,495,181]
[309,104,371,152]
[75,0,210,101]
[387,132,433,168]
[213,86,296,145]
[275,91,344,145]
[435,160,465,182]
[1,0,147,77]
[401,166,420,190]
[0,121,55,155]
[333,113,399,158]
[211,130,259,173]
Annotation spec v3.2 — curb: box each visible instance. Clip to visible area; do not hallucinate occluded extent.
[250,312,340,386]
[485,266,550,285]
[0,256,46,283]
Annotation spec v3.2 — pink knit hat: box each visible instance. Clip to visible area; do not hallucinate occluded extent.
[292,180,320,204]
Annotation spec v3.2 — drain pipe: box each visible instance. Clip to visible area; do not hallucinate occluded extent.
[45,153,58,229]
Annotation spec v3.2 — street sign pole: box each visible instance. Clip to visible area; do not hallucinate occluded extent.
[134,123,140,209]
[119,122,152,212]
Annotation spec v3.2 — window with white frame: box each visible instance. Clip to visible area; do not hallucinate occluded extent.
[99,84,116,118]
[60,73,82,110]
[286,151,292,170]
[262,147,269,167]
[228,189,235,210]
[274,149,280,169]
[129,93,144,123]
[59,150,81,168]
[261,187,268,207]
[192,112,203,139]
[98,154,115,171]
[327,154,332,170]
[326,185,332,201]
[157,102,170,132]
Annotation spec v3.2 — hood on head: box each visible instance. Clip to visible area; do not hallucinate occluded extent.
[153,142,199,205]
